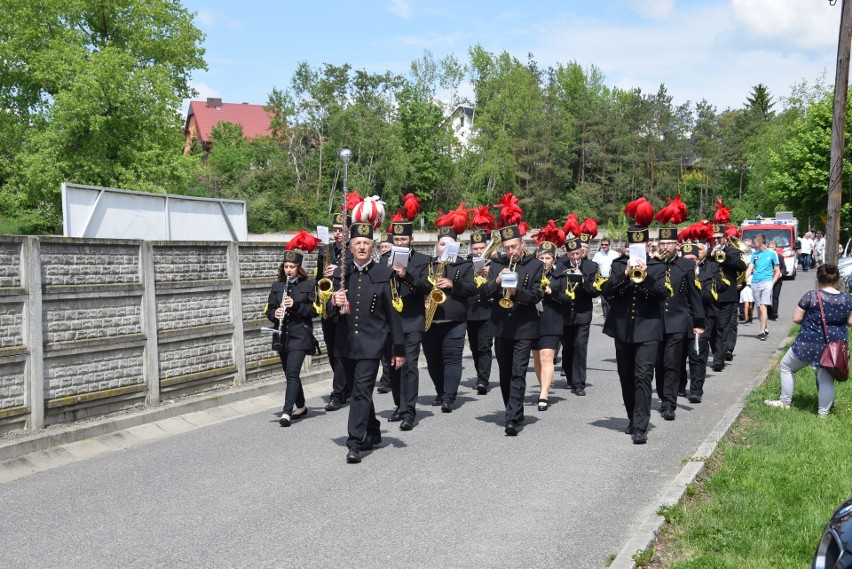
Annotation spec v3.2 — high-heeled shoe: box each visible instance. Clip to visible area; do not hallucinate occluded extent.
[291,407,308,420]
[538,398,549,411]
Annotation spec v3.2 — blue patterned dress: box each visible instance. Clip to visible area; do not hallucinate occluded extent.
[791,289,852,365]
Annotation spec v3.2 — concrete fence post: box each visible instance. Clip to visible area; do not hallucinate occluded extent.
[140,242,160,405]
[24,237,44,430]
[228,242,247,386]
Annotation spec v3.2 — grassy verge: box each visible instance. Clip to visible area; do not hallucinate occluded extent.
[647,337,852,568]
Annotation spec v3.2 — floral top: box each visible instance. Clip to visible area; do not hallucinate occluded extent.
[792,289,852,365]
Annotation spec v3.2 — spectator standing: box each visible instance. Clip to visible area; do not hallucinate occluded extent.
[768,240,786,320]
[799,232,815,272]
[814,232,826,266]
[592,238,617,319]
[765,264,852,416]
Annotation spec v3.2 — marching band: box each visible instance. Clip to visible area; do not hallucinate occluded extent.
[265,192,758,461]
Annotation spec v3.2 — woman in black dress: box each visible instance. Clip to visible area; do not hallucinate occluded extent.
[532,241,567,411]
[265,248,317,427]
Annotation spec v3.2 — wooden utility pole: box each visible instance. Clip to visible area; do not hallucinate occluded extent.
[827,0,852,264]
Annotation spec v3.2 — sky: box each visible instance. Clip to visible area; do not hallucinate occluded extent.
[181,0,842,115]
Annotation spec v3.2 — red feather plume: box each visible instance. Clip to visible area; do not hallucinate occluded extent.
[696,220,715,243]
[494,193,523,227]
[562,213,581,238]
[400,193,421,221]
[580,218,599,238]
[471,205,495,231]
[518,221,531,237]
[435,202,471,235]
[388,209,404,234]
[533,220,566,247]
[624,197,654,227]
[655,194,687,225]
[725,224,740,238]
[714,197,732,224]
[286,230,321,253]
[346,191,363,211]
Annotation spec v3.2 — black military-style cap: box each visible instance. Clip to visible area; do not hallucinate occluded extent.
[536,241,557,256]
[391,222,413,237]
[565,238,582,251]
[627,225,650,244]
[379,233,392,244]
[282,250,304,265]
[333,212,345,226]
[712,224,723,235]
[658,227,678,241]
[579,234,590,244]
[470,229,488,245]
[437,226,458,240]
[350,222,373,240]
[680,243,698,256]
[498,225,522,242]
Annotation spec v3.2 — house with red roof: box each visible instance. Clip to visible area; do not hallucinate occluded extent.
[183,98,275,154]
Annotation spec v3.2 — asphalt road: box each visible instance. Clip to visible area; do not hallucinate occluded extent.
[0,275,813,569]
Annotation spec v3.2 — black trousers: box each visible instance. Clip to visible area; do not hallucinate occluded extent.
[683,332,711,396]
[389,331,422,421]
[341,357,381,451]
[615,339,658,433]
[655,332,685,413]
[378,350,392,390]
[562,323,591,389]
[323,319,352,403]
[278,350,307,415]
[467,319,493,386]
[711,302,737,366]
[770,280,783,319]
[494,337,532,424]
[422,320,466,403]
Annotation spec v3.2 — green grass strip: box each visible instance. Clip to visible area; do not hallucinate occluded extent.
[652,335,852,568]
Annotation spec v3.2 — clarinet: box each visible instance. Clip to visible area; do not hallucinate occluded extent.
[262,281,289,349]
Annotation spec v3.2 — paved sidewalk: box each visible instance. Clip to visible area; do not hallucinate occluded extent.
[0,278,810,568]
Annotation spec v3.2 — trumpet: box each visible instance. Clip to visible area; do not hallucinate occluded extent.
[629,266,646,284]
[564,266,581,300]
[424,261,448,330]
[498,258,519,309]
[713,248,727,263]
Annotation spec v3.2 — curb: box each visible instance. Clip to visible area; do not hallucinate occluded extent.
[607,332,789,569]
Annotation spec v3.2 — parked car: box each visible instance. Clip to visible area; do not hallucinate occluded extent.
[839,239,852,295]
[812,497,852,568]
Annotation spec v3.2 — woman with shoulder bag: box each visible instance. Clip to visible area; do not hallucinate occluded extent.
[266,246,318,427]
[765,264,852,416]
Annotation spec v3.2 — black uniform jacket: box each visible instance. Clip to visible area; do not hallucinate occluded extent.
[265,277,317,353]
[561,258,600,326]
[539,267,568,337]
[466,255,493,321]
[389,249,432,333]
[481,252,544,340]
[689,260,727,339]
[426,258,476,322]
[328,261,404,359]
[711,245,747,303]
[601,255,669,344]
[660,256,706,334]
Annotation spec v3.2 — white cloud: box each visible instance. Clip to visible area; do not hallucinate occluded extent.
[730,0,839,50]
[387,0,413,19]
[621,0,676,20]
[191,81,220,101]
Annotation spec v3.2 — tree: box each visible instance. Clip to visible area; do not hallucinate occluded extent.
[0,0,206,233]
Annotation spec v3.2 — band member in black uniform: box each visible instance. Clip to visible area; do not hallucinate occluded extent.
[601,224,669,444]
[376,232,394,394]
[481,225,544,436]
[532,241,566,411]
[266,249,317,427]
[328,222,405,464]
[678,242,726,403]
[318,213,351,412]
[559,237,600,396]
[422,226,476,412]
[386,221,431,431]
[467,229,496,395]
[709,225,747,371]
[654,226,705,421]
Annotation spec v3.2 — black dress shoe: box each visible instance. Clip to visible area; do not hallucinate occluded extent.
[677,389,687,398]
[624,423,635,435]
[376,385,390,394]
[291,407,308,420]
[388,409,402,422]
[504,421,519,436]
[325,399,342,412]
[441,400,453,413]
[712,362,724,372]
[346,449,361,464]
[361,433,382,451]
[278,415,291,427]
[632,430,647,444]
[688,394,703,404]
[400,419,414,431]
[725,351,734,361]
[662,409,676,421]
[476,383,488,395]
[575,388,586,397]
[431,396,442,406]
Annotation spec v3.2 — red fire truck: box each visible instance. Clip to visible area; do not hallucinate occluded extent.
[740,212,799,279]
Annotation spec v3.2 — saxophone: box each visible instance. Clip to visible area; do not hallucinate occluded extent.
[315,242,334,318]
[424,260,448,331]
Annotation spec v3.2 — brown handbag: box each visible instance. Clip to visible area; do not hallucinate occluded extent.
[817,291,850,382]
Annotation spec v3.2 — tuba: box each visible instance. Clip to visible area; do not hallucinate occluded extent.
[424,261,447,331]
